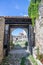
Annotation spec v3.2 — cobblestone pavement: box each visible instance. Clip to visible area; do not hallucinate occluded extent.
[8,49,32,65]
[1,49,32,65]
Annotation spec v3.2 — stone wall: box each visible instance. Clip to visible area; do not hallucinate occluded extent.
[0,17,5,62]
[35,18,43,53]
[29,25,34,54]
[35,0,43,54]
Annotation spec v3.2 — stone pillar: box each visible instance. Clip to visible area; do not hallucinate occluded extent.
[4,24,10,56]
[0,17,5,62]
[28,25,34,54]
[10,28,14,43]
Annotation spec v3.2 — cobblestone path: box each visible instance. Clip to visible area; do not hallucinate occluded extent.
[8,49,32,65]
[1,49,32,65]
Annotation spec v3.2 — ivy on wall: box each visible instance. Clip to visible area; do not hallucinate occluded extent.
[28,0,41,26]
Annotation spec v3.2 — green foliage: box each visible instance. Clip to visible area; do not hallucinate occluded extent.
[28,0,41,26]
[36,47,43,60]
[1,54,12,65]
[27,55,38,65]
[37,47,39,57]
[20,57,26,65]
[31,0,41,3]
[37,54,43,60]
[25,41,28,46]
[10,41,14,46]
[10,41,14,49]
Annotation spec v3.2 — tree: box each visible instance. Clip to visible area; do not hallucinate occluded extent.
[28,0,41,26]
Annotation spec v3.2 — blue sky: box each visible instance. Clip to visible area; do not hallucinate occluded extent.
[11,28,23,36]
[0,0,30,35]
[0,0,30,16]
[11,28,26,36]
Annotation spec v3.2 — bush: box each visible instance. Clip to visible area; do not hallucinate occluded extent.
[1,54,12,65]
[27,55,38,65]
[25,41,28,47]
[20,57,26,65]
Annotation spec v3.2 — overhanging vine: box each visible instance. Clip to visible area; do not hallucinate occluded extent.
[28,0,41,26]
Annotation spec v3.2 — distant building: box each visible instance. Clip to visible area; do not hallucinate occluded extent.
[13,32,28,43]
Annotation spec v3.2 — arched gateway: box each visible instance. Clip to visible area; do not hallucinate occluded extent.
[0,16,35,62]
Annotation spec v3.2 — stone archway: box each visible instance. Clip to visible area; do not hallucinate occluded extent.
[10,28,28,49]
[0,16,34,62]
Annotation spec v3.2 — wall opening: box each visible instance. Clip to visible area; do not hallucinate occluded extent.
[10,28,28,49]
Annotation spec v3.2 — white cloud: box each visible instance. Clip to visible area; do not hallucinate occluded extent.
[15,4,20,9]
[20,13,23,16]
[20,13,28,16]
[24,15,28,16]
